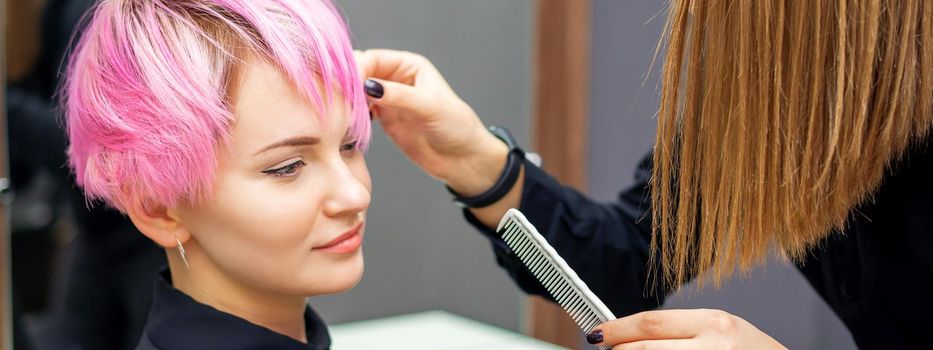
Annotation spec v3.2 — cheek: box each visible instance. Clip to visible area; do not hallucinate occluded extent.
[190,173,325,271]
[349,155,372,194]
[182,157,369,296]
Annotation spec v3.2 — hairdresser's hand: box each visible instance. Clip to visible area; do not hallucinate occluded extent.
[355,49,509,197]
[588,309,787,350]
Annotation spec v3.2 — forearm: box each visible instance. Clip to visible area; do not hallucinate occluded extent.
[466,167,524,229]
[443,132,524,229]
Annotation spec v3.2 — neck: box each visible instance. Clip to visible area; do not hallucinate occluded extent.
[166,242,309,343]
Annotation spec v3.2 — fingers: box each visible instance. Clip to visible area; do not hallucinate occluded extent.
[363,78,434,118]
[355,48,426,85]
[355,49,452,90]
[611,339,694,350]
[353,50,370,82]
[591,309,732,345]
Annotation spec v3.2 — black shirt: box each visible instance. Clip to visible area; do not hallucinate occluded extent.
[466,140,932,349]
[136,270,331,350]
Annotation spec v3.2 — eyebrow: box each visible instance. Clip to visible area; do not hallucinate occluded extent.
[254,136,320,155]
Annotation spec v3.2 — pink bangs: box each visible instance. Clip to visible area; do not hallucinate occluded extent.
[63,0,370,212]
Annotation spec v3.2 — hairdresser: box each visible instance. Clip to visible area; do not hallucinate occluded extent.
[357,1,932,349]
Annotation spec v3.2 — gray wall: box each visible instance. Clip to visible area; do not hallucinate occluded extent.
[588,1,856,349]
[311,0,532,332]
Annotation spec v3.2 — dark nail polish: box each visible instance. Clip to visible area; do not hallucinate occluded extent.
[369,111,373,120]
[586,330,603,344]
[364,79,384,98]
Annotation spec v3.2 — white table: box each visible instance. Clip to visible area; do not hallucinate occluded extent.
[330,310,570,350]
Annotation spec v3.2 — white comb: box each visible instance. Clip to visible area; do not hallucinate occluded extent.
[497,208,616,349]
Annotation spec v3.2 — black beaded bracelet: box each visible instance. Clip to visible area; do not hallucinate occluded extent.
[446,126,525,208]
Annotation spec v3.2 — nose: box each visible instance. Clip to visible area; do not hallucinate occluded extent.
[322,159,371,218]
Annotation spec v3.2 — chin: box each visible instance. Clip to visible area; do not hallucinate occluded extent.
[302,251,365,296]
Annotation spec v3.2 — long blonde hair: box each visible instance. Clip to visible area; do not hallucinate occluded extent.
[652,0,933,288]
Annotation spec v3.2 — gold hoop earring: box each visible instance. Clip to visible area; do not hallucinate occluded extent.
[176,237,190,269]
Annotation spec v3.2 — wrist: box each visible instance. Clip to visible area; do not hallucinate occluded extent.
[445,131,510,197]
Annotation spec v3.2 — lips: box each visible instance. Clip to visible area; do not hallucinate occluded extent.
[314,222,364,253]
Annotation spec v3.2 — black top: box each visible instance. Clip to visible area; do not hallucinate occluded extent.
[136,270,331,350]
[466,140,932,349]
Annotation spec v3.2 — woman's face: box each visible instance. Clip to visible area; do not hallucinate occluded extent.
[174,57,371,297]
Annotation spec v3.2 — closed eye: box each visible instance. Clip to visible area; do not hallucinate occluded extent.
[262,160,306,177]
[341,141,359,153]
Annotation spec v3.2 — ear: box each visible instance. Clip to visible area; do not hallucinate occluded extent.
[124,196,190,249]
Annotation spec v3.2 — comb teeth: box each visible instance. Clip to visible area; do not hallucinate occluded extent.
[497,209,616,350]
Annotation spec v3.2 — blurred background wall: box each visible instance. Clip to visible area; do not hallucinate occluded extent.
[7,1,535,348]
[3,1,867,349]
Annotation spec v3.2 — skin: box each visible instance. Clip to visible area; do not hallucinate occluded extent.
[355,49,786,349]
[126,56,371,343]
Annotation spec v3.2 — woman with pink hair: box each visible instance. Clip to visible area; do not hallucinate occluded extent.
[63,0,371,348]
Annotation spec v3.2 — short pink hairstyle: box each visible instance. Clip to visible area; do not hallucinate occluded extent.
[63,0,370,212]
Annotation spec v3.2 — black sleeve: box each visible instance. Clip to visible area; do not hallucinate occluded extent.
[463,153,667,317]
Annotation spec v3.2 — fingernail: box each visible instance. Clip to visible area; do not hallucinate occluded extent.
[364,79,384,99]
[369,111,373,120]
[585,330,603,344]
